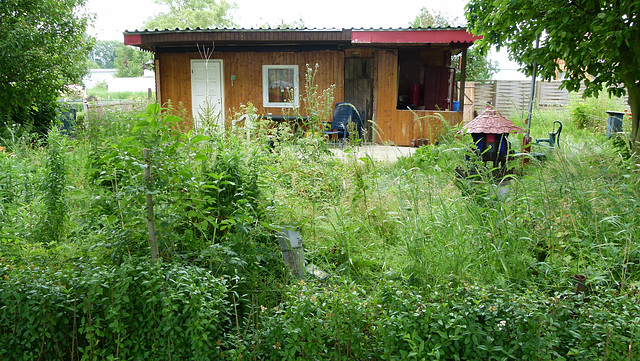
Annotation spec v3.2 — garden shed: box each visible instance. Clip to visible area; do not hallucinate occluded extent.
[123,27,480,146]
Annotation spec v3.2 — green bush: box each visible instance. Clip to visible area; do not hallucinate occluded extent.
[240,281,640,360]
[568,95,626,133]
[251,280,372,360]
[0,79,637,360]
[0,260,234,360]
[38,129,67,244]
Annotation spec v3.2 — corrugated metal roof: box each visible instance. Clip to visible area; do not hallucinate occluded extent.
[461,107,524,135]
[123,27,480,52]
[123,26,469,34]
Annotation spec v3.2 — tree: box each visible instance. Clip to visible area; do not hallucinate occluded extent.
[144,0,238,30]
[465,47,499,81]
[90,40,120,69]
[0,0,92,135]
[411,7,498,81]
[466,0,640,146]
[259,18,306,29]
[115,44,154,77]
[411,7,458,28]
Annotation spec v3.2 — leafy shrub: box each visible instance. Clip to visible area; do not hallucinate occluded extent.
[0,100,60,140]
[372,283,640,360]
[248,280,373,360]
[240,280,640,360]
[0,260,234,360]
[568,95,625,133]
[571,102,601,131]
[37,129,67,244]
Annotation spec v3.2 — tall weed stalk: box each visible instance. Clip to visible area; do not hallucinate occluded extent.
[39,129,67,244]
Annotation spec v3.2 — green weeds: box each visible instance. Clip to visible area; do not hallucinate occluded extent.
[0,85,638,358]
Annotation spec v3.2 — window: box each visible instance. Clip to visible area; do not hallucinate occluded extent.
[262,65,299,108]
[396,49,456,111]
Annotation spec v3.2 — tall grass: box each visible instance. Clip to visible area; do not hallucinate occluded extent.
[259,94,639,293]
[1,82,638,358]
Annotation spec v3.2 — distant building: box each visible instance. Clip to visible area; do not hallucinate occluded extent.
[83,68,155,92]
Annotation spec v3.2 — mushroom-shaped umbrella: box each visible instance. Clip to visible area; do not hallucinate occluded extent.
[460,107,524,167]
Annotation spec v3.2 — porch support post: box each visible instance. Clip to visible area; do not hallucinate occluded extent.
[459,48,468,117]
[154,54,161,105]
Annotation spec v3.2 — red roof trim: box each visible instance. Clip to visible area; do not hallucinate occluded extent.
[351,30,481,44]
[124,34,142,46]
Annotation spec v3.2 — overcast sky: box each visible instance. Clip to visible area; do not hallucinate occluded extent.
[84,0,470,39]
[83,0,525,79]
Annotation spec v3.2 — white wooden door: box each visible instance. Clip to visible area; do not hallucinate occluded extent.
[191,59,224,130]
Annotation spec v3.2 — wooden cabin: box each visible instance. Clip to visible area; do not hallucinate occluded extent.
[123,28,480,146]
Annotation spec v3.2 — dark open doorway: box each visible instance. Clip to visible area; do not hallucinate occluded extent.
[344,57,374,142]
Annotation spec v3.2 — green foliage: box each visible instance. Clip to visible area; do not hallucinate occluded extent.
[0,0,92,134]
[250,280,372,359]
[115,44,154,77]
[144,0,238,30]
[82,103,283,292]
[1,67,639,359]
[2,261,638,360]
[0,101,60,137]
[38,129,68,244]
[571,103,603,133]
[411,6,460,28]
[86,59,101,69]
[569,94,625,133]
[85,84,153,102]
[464,46,499,81]
[240,280,640,360]
[465,0,640,143]
[410,8,498,81]
[0,260,234,360]
[90,40,120,69]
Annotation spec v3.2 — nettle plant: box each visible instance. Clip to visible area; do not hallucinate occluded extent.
[38,128,68,245]
[89,104,208,256]
[88,103,276,266]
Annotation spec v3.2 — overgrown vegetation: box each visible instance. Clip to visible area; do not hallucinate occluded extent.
[85,81,155,101]
[0,0,92,138]
[0,86,638,359]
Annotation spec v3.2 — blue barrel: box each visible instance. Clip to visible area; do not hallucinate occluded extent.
[452,100,460,111]
[606,111,624,138]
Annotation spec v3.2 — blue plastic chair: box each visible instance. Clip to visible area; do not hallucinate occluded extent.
[324,102,363,144]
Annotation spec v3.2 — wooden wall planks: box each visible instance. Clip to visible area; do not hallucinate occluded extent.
[157,48,461,146]
[373,50,462,146]
[157,51,344,128]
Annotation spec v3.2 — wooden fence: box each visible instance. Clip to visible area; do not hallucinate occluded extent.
[83,101,148,122]
[463,80,628,121]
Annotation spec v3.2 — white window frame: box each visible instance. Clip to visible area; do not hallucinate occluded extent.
[262,65,299,108]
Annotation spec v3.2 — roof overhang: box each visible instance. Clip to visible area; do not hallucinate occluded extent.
[123,27,481,53]
[124,28,352,52]
[351,29,481,45]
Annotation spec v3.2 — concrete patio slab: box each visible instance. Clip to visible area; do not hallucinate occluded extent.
[328,145,417,162]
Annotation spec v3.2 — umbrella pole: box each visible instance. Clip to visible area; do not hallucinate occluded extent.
[525,35,540,142]
[522,35,540,163]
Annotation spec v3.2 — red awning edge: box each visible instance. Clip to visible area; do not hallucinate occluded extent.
[351,30,481,44]
[124,34,142,46]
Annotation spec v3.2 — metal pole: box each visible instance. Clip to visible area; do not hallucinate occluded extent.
[525,35,540,141]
